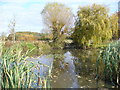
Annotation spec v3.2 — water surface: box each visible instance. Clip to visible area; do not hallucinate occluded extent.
[29,49,114,88]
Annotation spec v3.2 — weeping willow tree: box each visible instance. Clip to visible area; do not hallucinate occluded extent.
[41,3,73,49]
[109,13,118,39]
[72,4,112,48]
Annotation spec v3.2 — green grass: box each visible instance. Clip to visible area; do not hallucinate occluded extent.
[3,41,51,57]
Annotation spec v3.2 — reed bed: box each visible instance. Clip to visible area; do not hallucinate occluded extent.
[0,42,52,88]
[96,40,120,85]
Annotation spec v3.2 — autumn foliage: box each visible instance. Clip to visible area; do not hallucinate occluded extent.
[72,4,117,48]
[7,32,52,41]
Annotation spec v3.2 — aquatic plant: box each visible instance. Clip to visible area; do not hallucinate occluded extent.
[96,40,120,85]
[0,42,52,88]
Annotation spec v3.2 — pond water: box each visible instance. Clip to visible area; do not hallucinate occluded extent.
[28,49,114,88]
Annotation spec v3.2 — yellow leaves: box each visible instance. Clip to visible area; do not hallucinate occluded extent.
[72,4,113,47]
[16,33,37,41]
[109,13,118,39]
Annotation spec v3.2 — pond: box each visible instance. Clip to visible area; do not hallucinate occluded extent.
[28,49,114,88]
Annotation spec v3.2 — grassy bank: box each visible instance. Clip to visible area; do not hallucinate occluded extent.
[3,41,51,56]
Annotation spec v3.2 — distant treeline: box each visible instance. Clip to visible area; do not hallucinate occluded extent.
[7,31,52,41]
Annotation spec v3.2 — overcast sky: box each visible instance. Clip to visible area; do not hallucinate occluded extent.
[0,0,119,34]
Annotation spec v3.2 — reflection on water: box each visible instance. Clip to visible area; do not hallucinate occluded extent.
[29,49,113,88]
[52,51,79,88]
[28,55,53,77]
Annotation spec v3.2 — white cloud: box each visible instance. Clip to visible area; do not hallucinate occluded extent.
[0,1,44,33]
[1,0,119,4]
[0,0,119,34]
[0,0,29,3]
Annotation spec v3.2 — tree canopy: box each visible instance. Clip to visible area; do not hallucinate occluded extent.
[72,4,112,47]
[41,2,73,48]
[109,13,118,39]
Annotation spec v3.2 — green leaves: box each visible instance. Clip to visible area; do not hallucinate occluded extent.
[0,47,34,88]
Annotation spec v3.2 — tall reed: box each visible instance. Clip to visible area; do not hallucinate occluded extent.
[0,42,52,88]
[96,40,120,85]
